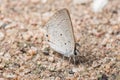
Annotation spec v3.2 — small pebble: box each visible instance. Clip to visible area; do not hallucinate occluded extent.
[48,56,54,62]
[41,0,47,3]
[42,12,53,22]
[43,47,50,55]
[0,62,5,69]
[98,74,108,80]
[72,68,79,73]
[55,77,61,80]
[0,32,4,41]
[0,52,4,56]
[3,71,17,78]
[3,53,11,61]
[5,23,17,29]
[22,33,31,41]
[69,69,74,74]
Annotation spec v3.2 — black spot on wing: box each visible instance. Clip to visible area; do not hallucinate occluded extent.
[65,43,66,45]
[60,34,62,36]
[47,40,50,42]
[68,41,70,43]
[46,34,48,37]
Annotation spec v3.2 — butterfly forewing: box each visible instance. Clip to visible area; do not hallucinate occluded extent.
[45,9,75,57]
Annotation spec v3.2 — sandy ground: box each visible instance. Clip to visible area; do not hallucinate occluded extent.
[0,0,120,80]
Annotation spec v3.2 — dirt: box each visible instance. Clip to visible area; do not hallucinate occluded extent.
[0,0,120,80]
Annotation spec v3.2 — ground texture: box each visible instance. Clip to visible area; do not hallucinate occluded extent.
[0,0,120,80]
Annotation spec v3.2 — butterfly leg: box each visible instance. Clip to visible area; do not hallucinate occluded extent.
[68,56,72,64]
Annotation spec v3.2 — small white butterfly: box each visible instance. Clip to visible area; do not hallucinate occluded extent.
[44,9,78,57]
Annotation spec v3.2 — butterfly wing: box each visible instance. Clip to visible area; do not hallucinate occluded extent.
[45,9,75,57]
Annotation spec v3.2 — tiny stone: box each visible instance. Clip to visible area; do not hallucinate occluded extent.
[5,23,17,29]
[22,33,31,41]
[3,71,17,78]
[0,32,4,41]
[0,52,4,56]
[98,74,108,80]
[42,12,53,22]
[0,62,5,69]
[43,47,50,55]
[72,68,79,73]
[69,70,74,74]
[41,0,47,3]
[112,10,118,14]
[3,53,11,61]
[48,56,54,62]
[0,22,7,28]
[55,77,61,80]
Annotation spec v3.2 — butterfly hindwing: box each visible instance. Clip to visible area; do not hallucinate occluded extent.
[45,9,75,57]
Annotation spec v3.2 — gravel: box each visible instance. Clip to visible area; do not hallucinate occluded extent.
[0,0,120,80]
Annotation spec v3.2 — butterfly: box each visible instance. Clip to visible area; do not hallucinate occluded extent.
[44,9,79,58]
